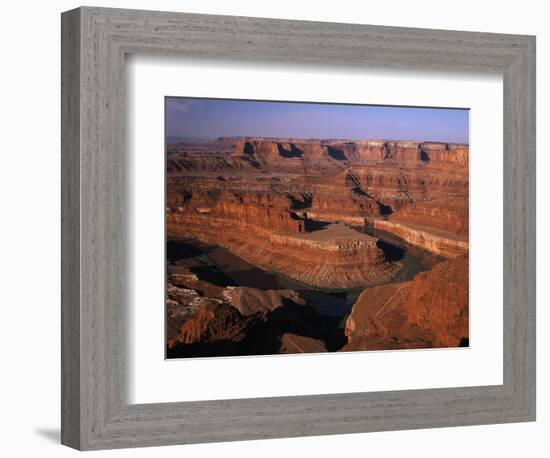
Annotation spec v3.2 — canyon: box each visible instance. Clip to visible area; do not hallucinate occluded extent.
[166,137,469,357]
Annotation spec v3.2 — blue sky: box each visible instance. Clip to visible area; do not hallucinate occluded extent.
[166,97,469,144]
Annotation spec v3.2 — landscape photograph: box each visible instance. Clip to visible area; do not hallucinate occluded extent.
[165,97,470,359]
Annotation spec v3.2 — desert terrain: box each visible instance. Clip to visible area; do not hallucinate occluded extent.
[166,137,469,357]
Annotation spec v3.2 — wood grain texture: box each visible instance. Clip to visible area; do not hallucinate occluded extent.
[61,6,536,450]
[60,7,81,449]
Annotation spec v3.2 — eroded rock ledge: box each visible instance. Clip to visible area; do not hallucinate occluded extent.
[168,205,397,289]
[166,136,470,355]
[167,267,344,357]
[342,254,469,351]
[372,219,468,258]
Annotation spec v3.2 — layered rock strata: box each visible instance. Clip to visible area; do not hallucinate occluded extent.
[167,138,469,262]
[389,197,469,236]
[168,139,469,212]
[342,254,469,351]
[167,279,344,357]
[166,136,470,355]
[372,219,468,258]
[167,203,396,289]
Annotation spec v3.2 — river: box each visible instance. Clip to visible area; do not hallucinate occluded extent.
[167,228,442,319]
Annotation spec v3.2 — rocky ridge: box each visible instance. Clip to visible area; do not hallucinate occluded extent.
[343,254,469,350]
[166,136,470,356]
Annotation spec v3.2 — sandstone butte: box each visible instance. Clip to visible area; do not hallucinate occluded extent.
[166,137,470,356]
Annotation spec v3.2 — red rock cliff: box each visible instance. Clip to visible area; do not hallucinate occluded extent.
[343,254,469,350]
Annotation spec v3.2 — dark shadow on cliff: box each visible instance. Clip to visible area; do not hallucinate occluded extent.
[167,335,281,358]
[327,146,347,161]
[240,142,261,168]
[378,203,393,216]
[350,187,393,216]
[188,265,238,287]
[260,299,347,352]
[303,218,330,232]
[167,317,281,358]
[167,300,348,359]
[167,239,203,261]
[376,239,405,262]
[217,268,288,290]
[351,186,368,197]
[420,149,430,162]
[287,193,312,210]
[278,143,303,158]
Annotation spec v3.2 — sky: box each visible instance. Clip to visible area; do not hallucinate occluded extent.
[165,97,469,144]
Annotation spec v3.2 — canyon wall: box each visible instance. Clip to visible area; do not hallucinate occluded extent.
[343,254,469,351]
[167,137,470,262]
[372,219,468,258]
[167,265,344,357]
[167,204,396,289]
[169,139,469,208]
[389,196,469,236]
[166,137,470,355]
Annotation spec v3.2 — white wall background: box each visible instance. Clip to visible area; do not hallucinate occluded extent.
[0,0,546,456]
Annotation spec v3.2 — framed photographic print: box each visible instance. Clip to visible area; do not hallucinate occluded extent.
[164,97,470,359]
[61,6,536,450]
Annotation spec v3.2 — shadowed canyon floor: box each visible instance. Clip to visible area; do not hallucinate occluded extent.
[166,137,469,358]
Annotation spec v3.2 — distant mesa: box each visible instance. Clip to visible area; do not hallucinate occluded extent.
[167,136,468,175]
[166,135,470,357]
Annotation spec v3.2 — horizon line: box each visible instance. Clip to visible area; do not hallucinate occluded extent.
[166,135,470,146]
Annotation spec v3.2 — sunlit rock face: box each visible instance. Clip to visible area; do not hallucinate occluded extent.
[342,254,469,351]
[166,137,469,356]
[167,137,469,262]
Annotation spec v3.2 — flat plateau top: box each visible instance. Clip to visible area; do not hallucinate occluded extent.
[291,222,376,243]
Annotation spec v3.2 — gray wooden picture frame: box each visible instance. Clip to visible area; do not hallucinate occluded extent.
[61,6,536,451]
